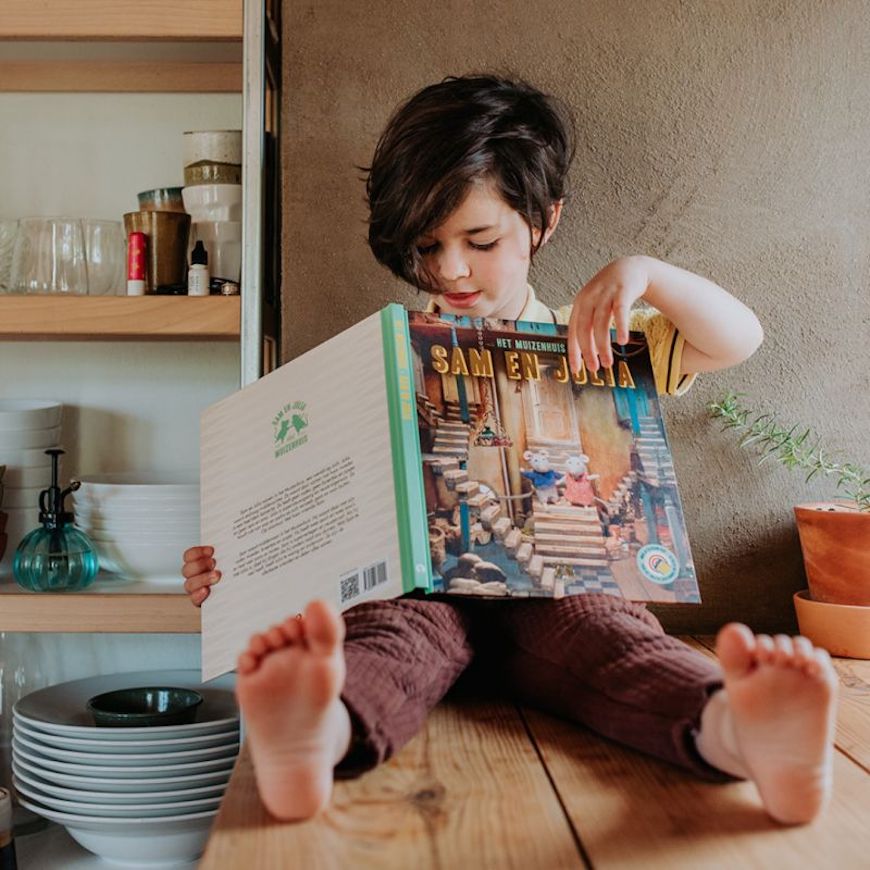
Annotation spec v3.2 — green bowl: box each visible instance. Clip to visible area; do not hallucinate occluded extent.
[86,686,203,728]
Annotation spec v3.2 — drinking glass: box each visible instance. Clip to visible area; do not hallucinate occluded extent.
[0,220,17,292]
[10,217,88,295]
[83,219,124,295]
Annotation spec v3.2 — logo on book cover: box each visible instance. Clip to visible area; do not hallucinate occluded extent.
[273,401,309,458]
[637,544,679,585]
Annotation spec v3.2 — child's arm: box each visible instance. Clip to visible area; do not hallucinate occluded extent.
[567,255,763,375]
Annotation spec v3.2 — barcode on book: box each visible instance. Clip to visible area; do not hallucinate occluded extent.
[339,559,388,604]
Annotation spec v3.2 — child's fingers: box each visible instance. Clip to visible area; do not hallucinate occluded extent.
[183,545,214,564]
[182,556,214,579]
[183,570,220,596]
[613,300,631,345]
[592,302,612,369]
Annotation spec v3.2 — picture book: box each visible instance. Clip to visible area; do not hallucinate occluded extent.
[199,304,699,680]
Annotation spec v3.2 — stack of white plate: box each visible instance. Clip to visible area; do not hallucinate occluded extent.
[72,472,199,583]
[12,670,238,867]
[0,400,62,575]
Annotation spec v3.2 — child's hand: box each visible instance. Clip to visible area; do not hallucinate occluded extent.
[182,545,221,608]
[567,255,649,374]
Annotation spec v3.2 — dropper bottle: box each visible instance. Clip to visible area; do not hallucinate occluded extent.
[12,449,99,592]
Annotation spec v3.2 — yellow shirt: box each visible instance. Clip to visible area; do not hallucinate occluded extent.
[425,286,696,396]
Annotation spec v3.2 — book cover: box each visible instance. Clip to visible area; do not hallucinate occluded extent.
[199,304,699,679]
[199,306,426,680]
[408,310,700,604]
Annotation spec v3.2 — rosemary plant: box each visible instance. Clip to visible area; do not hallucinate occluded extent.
[708,392,870,513]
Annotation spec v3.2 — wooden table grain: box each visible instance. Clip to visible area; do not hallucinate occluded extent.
[200,637,870,869]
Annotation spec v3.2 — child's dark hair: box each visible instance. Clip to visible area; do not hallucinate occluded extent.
[365,74,575,292]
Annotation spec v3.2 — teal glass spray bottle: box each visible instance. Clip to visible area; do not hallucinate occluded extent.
[13,449,99,592]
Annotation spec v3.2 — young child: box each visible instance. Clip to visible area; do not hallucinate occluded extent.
[183,75,838,826]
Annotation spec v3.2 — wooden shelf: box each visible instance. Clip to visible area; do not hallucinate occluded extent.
[0,60,243,92]
[0,295,240,340]
[0,579,201,633]
[0,1,243,41]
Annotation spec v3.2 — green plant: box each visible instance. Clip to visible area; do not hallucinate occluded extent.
[708,392,870,513]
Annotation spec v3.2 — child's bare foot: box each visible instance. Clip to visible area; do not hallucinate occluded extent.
[713,623,839,824]
[235,600,351,820]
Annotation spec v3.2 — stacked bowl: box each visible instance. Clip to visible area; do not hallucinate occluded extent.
[0,400,62,575]
[73,473,199,584]
[12,670,238,866]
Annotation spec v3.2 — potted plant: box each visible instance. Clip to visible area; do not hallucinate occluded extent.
[709,393,870,658]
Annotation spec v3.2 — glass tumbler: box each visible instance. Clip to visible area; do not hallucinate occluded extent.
[10,217,88,295]
[0,220,17,292]
[83,219,124,295]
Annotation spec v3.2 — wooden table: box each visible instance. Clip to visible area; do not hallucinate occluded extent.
[200,637,870,869]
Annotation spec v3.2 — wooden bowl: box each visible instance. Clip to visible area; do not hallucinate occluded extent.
[793,590,870,659]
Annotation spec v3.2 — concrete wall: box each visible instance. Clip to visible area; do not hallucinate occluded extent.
[281,0,869,633]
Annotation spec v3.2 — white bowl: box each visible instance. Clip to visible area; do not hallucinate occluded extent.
[13,741,238,778]
[0,446,54,468]
[0,400,62,431]
[17,794,217,866]
[191,220,241,242]
[182,184,242,219]
[14,732,240,766]
[78,471,198,489]
[2,485,43,509]
[92,540,187,578]
[13,765,227,804]
[0,425,60,449]
[76,520,201,539]
[2,465,51,488]
[13,753,234,793]
[13,670,237,736]
[72,501,200,521]
[14,777,223,818]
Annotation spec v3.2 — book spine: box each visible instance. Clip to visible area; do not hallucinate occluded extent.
[380,304,432,592]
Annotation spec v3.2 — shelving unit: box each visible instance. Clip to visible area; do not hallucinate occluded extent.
[0,581,201,633]
[0,0,280,632]
[0,295,241,340]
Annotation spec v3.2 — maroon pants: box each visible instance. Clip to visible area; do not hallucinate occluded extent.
[336,593,732,781]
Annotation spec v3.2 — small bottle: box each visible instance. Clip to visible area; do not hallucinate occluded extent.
[0,788,17,870]
[188,240,210,296]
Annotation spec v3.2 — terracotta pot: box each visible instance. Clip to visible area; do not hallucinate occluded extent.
[794,501,870,606]
[793,590,870,659]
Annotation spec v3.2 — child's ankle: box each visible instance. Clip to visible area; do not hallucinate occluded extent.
[694,689,749,778]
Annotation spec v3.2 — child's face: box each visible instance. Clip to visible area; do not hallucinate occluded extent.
[417,180,554,321]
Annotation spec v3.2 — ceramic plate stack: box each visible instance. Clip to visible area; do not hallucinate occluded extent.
[72,472,199,584]
[12,670,238,867]
[0,400,63,575]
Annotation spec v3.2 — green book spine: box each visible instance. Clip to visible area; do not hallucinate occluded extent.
[381,304,432,592]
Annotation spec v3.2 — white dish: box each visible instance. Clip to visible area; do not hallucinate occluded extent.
[13,765,228,805]
[13,741,238,777]
[13,718,238,753]
[0,424,60,449]
[0,446,54,467]
[17,794,216,866]
[91,539,186,578]
[72,502,200,521]
[0,400,62,431]
[77,471,198,490]
[2,485,43,509]
[14,731,240,766]
[14,778,223,818]
[13,669,237,735]
[13,753,234,792]
[1,465,51,488]
[182,183,242,218]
